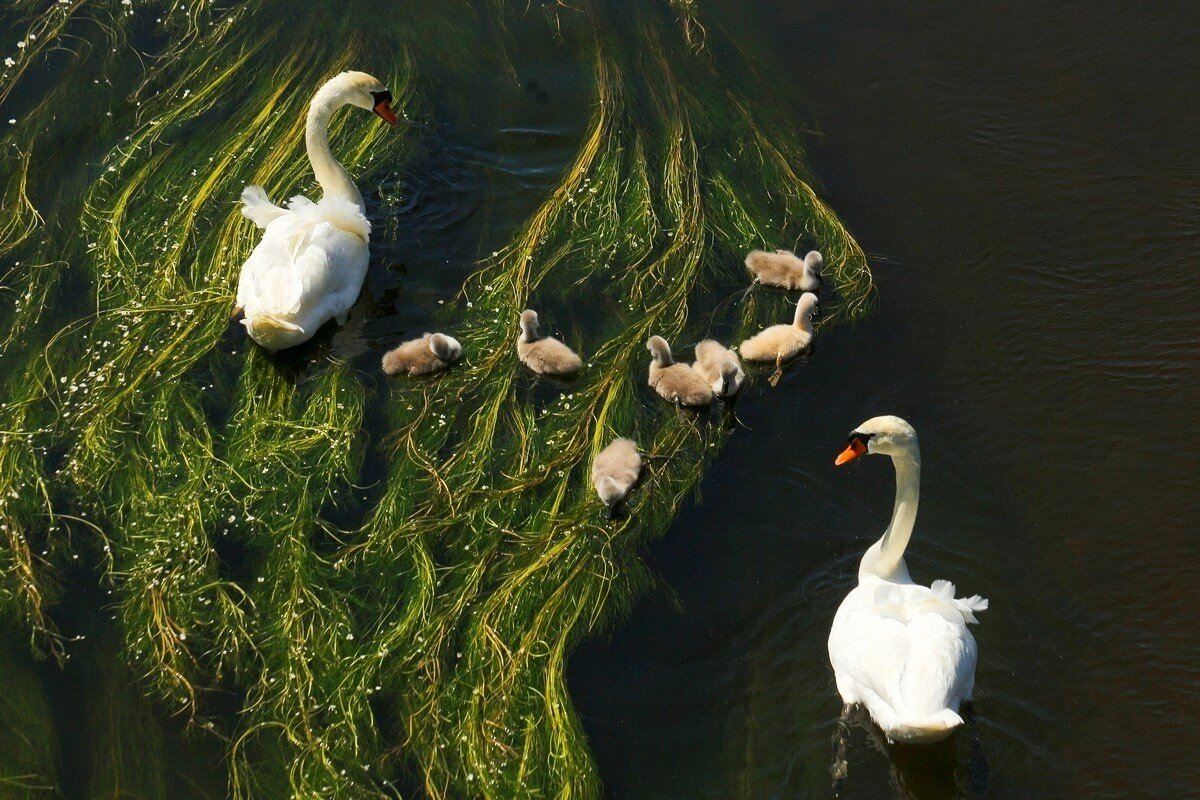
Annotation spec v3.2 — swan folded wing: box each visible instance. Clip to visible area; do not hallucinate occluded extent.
[283,221,370,328]
[238,231,306,315]
[835,601,977,721]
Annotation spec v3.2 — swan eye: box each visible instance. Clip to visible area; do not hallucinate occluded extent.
[371,90,393,105]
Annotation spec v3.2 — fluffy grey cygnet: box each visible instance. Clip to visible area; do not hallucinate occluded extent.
[692,339,745,398]
[744,249,822,292]
[647,335,713,407]
[591,437,642,510]
[381,333,463,376]
[517,309,582,376]
[739,292,818,385]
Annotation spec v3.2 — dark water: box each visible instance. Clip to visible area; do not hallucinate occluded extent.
[568,2,1200,798]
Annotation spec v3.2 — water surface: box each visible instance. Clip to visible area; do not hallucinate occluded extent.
[570,2,1200,798]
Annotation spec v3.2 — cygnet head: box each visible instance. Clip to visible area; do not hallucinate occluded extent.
[718,362,742,397]
[322,71,398,125]
[647,335,673,366]
[836,415,919,465]
[794,292,819,327]
[595,476,625,508]
[519,310,540,343]
[804,250,824,275]
[428,333,462,363]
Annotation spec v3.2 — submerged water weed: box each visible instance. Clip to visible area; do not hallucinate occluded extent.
[0,0,872,798]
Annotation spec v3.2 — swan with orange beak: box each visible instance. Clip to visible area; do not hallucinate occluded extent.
[828,415,988,743]
[235,71,398,351]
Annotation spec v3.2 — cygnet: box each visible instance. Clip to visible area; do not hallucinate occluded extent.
[744,249,822,292]
[591,437,642,512]
[692,339,745,398]
[517,309,582,376]
[739,292,818,385]
[647,335,713,407]
[381,333,463,376]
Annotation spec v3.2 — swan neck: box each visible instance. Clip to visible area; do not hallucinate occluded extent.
[861,445,921,581]
[306,89,364,213]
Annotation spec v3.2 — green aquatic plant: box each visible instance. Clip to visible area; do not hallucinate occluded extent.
[0,0,872,797]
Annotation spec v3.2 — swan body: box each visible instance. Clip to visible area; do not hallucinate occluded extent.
[591,437,641,509]
[828,416,987,743]
[647,336,713,407]
[739,292,818,363]
[381,333,462,376]
[517,309,582,376]
[745,249,822,292]
[236,71,397,351]
[692,339,744,398]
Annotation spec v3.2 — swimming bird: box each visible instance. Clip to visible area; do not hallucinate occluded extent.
[235,71,398,351]
[517,309,582,376]
[827,416,987,744]
[744,249,823,292]
[692,339,745,398]
[381,333,463,376]
[739,292,818,385]
[591,437,642,513]
[647,336,713,407]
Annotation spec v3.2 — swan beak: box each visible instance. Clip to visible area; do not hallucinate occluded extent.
[374,100,399,126]
[835,438,867,465]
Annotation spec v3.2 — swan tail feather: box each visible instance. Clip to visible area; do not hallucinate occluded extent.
[287,194,371,240]
[241,313,305,351]
[931,579,988,624]
[888,709,964,743]
[240,185,287,229]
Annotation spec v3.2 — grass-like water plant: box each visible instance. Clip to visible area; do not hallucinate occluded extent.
[0,0,872,797]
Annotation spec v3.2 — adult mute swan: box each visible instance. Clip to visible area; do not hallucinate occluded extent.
[235,71,398,351]
[828,416,987,744]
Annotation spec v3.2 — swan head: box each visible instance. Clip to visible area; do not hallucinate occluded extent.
[519,310,539,343]
[329,71,398,125]
[836,415,918,465]
[646,335,673,366]
[428,333,463,363]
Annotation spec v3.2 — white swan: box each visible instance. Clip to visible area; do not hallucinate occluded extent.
[828,416,987,743]
[235,71,398,351]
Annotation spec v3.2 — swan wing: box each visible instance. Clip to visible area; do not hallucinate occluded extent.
[237,216,309,315]
[830,583,979,726]
[236,197,369,321]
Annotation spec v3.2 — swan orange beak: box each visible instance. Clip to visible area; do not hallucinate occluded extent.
[374,100,399,126]
[835,438,867,465]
